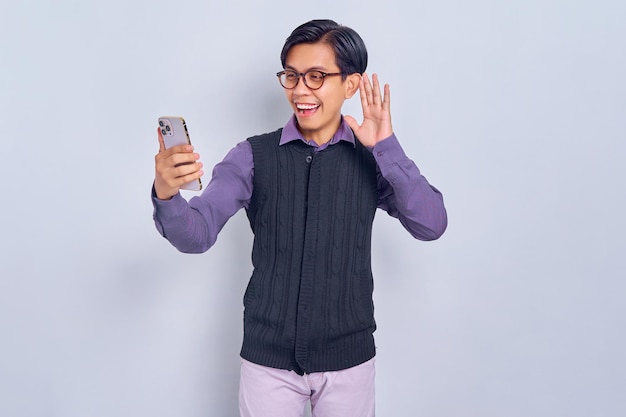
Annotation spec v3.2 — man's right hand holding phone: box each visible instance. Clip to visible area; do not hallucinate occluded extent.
[154,128,204,200]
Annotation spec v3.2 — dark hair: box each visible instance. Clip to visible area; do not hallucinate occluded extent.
[280,19,368,76]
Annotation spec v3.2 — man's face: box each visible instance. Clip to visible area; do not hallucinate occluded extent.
[283,42,358,144]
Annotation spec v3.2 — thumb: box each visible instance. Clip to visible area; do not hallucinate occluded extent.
[343,115,359,132]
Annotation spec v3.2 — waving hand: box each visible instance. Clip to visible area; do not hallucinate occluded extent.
[344,73,393,147]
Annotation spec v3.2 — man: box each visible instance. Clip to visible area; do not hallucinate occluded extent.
[153,19,447,417]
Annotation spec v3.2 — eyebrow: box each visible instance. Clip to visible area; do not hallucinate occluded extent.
[284,65,330,72]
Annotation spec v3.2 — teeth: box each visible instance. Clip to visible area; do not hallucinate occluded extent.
[296,103,319,110]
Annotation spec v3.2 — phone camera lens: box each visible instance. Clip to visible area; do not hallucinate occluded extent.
[161,129,167,135]
[158,120,164,127]
[165,125,171,132]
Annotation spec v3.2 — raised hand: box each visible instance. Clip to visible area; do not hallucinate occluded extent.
[154,128,204,200]
[344,73,393,148]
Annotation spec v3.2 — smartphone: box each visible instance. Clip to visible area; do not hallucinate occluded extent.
[158,116,202,191]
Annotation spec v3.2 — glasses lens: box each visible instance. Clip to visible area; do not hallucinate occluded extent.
[280,71,298,88]
[305,71,324,89]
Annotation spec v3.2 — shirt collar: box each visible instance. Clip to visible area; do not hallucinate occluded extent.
[279,115,356,149]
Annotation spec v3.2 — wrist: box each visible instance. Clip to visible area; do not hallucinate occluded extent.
[153,181,176,201]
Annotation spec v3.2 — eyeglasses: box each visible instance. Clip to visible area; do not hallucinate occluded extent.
[276,69,345,90]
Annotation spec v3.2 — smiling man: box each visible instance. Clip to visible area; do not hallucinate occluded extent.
[152,19,447,417]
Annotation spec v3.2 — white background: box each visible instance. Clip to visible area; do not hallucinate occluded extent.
[1,1,625,416]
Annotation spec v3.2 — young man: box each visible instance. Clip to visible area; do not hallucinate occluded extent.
[153,19,447,417]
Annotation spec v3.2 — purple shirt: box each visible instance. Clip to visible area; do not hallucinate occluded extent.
[153,116,447,253]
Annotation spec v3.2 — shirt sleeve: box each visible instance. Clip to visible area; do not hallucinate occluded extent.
[152,140,254,253]
[372,134,448,241]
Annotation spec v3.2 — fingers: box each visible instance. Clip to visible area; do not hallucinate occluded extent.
[383,82,391,112]
[171,160,204,179]
[156,142,195,161]
[358,75,369,109]
[155,141,201,177]
[154,155,204,200]
[157,127,166,152]
[362,73,374,106]
[156,150,201,173]
[361,73,369,103]
[360,73,390,109]
[371,73,382,105]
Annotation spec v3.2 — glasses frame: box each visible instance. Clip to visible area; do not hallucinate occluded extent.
[276,69,346,90]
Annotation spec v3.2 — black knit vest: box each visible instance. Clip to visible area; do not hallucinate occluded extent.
[243,128,379,375]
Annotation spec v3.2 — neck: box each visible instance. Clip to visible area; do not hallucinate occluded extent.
[297,118,342,146]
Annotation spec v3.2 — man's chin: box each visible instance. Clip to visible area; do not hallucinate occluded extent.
[294,116,317,131]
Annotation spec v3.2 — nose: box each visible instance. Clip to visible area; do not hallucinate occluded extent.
[293,75,312,95]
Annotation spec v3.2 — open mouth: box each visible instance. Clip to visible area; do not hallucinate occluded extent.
[296,103,320,116]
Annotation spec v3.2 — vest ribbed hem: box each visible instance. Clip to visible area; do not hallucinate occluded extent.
[241,330,376,375]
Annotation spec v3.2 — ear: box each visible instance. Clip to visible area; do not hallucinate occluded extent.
[344,73,362,99]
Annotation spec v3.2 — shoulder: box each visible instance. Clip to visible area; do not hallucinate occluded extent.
[247,128,283,146]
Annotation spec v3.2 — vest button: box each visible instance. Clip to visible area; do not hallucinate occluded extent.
[305,155,313,163]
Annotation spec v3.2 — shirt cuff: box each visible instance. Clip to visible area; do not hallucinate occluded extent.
[371,134,407,168]
[151,185,187,219]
